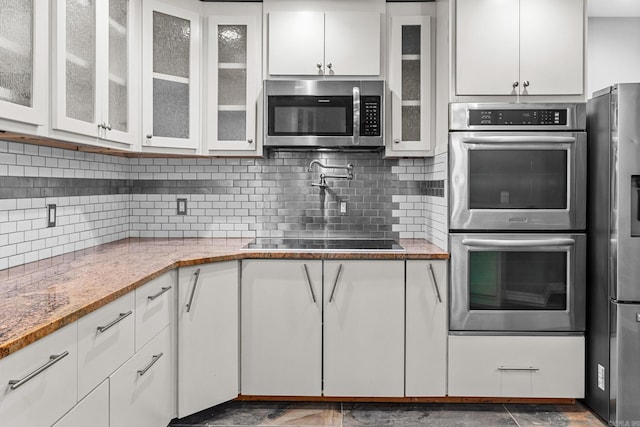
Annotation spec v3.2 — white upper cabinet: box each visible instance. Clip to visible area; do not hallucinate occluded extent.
[386,15,433,157]
[142,0,201,151]
[52,0,139,146]
[268,11,380,76]
[0,0,48,128]
[455,0,584,97]
[206,4,262,155]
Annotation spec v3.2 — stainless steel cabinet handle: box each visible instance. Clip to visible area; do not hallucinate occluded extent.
[248,139,253,144]
[394,139,400,144]
[462,238,575,248]
[148,286,172,301]
[427,263,442,303]
[512,81,519,88]
[316,63,322,69]
[461,136,576,144]
[146,134,152,139]
[498,366,539,372]
[302,264,317,303]
[97,311,133,333]
[522,80,530,88]
[185,268,201,312]
[328,264,343,303]
[137,353,163,376]
[327,63,333,69]
[8,351,69,390]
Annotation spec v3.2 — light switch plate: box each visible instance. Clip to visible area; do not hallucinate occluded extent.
[339,200,347,216]
[177,199,187,215]
[47,204,56,227]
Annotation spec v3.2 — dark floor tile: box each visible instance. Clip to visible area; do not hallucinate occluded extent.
[342,403,518,427]
[505,402,607,427]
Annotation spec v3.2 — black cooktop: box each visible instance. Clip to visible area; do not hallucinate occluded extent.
[243,238,404,252]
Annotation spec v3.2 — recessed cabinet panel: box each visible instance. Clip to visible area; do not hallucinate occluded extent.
[268,11,324,76]
[324,12,380,76]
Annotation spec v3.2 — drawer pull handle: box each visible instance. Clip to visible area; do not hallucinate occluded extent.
[328,264,343,303]
[498,366,540,372]
[137,353,163,376]
[186,268,201,313]
[302,264,317,303]
[427,263,443,303]
[8,351,69,390]
[97,311,133,333]
[148,286,172,301]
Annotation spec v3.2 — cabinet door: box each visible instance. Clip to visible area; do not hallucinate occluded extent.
[241,260,322,396]
[207,12,261,155]
[405,260,447,396]
[110,326,173,427]
[268,11,324,76]
[0,0,47,127]
[324,12,380,76]
[323,260,404,397]
[142,0,200,150]
[519,0,584,95]
[455,0,519,95]
[178,262,239,418]
[0,323,78,427]
[387,16,433,157]
[135,271,174,352]
[53,379,109,427]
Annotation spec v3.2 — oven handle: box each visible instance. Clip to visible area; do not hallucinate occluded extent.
[352,86,360,145]
[461,238,575,248]
[461,136,576,144]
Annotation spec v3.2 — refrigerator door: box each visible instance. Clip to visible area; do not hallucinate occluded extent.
[611,302,640,425]
[614,84,640,301]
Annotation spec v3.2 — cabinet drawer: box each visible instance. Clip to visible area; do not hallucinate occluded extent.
[448,335,584,398]
[77,292,135,398]
[53,379,109,427]
[110,326,173,427]
[135,272,174,351]
[0,323,78,427]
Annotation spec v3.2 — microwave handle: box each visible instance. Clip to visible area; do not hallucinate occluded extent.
[462,238,575,248]
[461,136,576,144]
[353,86,360,145]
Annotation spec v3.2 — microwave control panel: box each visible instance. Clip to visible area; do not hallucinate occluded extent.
[361,96,381,136]
[469,109,568,126]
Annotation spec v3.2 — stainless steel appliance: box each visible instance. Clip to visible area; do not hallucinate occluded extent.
[449,103,587,333]
[264,80,384,148]
[586,83,640,425]
[449,103,587,231]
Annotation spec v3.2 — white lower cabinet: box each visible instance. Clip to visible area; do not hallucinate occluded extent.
[178,262,239,418]
[77,292,135,399]
[53,379,109,427]
[241,260,322,396]
[135,271,175,352]
[323,260,405,397]
[110,325,173,427]
[0,322,78,427]
[448,335,585,398]
[405,260,447,397]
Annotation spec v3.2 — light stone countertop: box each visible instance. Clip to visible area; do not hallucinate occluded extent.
[0,237,448,359]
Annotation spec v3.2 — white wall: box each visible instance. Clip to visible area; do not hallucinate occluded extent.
[587,17,640,97]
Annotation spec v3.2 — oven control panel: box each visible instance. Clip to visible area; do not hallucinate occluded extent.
[360,96,381,136]
[469,109,568,126]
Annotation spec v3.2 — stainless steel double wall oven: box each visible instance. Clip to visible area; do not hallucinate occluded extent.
[449,103,587,333]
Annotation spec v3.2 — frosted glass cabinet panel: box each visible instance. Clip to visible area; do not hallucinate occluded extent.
[52,0,138,146]
[386,16,433,157]
[207,11,261,155]
[0,0,47,126]
[142,0,200,151]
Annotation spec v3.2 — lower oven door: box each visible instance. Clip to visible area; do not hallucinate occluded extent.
[449,233,586,332]
[449,131,586,230]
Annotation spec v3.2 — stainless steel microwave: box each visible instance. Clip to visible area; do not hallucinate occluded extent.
[264,80,384,148]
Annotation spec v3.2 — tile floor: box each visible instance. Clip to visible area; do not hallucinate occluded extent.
[169,401,607,427]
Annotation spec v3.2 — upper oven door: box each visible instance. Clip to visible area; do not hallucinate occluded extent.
[449,131,586,231]
[449,233,586,332]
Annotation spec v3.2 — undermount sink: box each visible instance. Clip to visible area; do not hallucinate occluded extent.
[242,238,405,252]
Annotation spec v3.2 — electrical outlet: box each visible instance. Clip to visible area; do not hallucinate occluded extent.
[177,199,187,215]
[339,200,348,216]
[47,204,56,227]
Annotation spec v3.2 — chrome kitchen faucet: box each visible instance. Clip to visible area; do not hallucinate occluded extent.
[308,160,354,188]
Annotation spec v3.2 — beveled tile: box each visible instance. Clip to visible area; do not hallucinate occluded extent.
[505,402,607,427]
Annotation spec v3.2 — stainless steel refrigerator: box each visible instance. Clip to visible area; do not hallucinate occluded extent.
[587,83,640,425]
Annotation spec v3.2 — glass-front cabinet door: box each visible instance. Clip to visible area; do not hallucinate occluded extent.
[0,0,47,127]
[142,0,200,151]
[52,0,137,146]
[386,15,432,157]
[206,12,261,155]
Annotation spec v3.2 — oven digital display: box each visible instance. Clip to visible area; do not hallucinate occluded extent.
[469,109,567,126]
